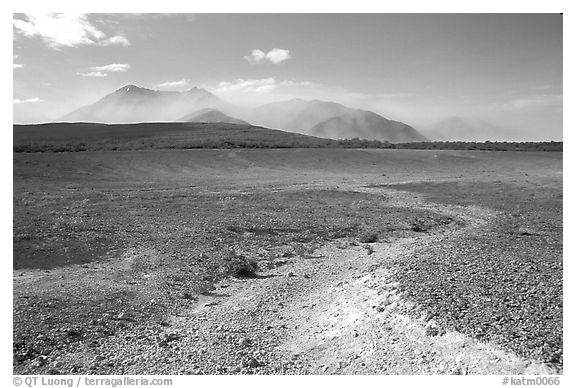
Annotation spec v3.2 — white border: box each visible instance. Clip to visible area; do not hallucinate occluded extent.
[4,3,572,387]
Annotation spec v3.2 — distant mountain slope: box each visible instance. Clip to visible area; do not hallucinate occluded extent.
[59,85,230,123]
[310,110,428,143]
[248,98,426,143]
[179,108,249,125]
[248,99,350,133]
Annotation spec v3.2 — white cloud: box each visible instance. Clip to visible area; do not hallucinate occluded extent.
[214,78,317,95]
[214,78,413,110]
[101,35,130,47]
[156,79,192,88]
[13,14,130,49]
[13,97,42,104]
[244,48,291,65]
[509,94,562,109]
[216,78,278,93]
[89,63,130,72]
[244,50,267,65]
[266,48,291,64]
[78,63,130,77]
[78,71,107,77]
[212,77,322,107]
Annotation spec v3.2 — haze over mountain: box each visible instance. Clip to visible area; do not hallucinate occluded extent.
[56,85,428,143]
[247,99,350,133]
[311,110,428,143]
[247,98,426,142]
[179,108,249,125]
[423,117,525,142]
[59,85,229,123]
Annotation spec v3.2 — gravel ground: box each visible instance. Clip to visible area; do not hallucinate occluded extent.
[390,181,563,370]
[13,149,562,375]
[13,185,559,375]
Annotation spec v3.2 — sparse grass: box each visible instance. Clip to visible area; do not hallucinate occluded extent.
[13,123,394,152]
[394,141,562,152]
[411,219,434,233]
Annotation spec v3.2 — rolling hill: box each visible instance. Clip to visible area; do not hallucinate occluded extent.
[13,122,393,152]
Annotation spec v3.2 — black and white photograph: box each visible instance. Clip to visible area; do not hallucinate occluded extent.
[10,5,568,385]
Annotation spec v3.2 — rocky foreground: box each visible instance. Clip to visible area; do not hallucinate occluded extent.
[13,183,561,375]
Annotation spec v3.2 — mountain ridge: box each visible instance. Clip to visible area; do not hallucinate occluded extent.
[59,84,229,123]
[57,84,427,143]
[248,99,427,142]
[311,109,428,143]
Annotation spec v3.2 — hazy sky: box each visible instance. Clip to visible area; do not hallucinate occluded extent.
[13,13,563,140]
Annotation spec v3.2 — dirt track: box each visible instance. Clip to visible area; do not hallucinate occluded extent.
[152,186,553,375]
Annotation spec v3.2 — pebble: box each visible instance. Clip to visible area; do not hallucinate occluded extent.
[239,337,251,347]
[425,320,440,337]
[33,356,47,367]
[180,292,193,299]
[164,333,181,342]
[245,357,260,368]
[116,312,130,321]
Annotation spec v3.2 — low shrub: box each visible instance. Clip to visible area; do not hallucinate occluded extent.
[359,230,379,243]
[222,250,258,278]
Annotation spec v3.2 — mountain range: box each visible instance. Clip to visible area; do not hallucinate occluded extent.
[57,84,427,143]
[60,85,230,123]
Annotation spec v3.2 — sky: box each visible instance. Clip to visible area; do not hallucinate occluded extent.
[13,13,563,140]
